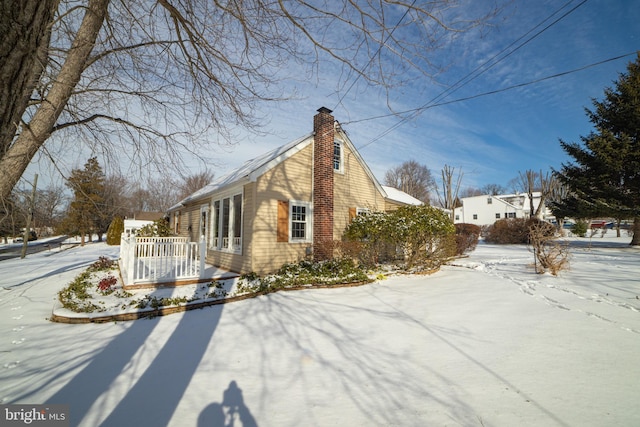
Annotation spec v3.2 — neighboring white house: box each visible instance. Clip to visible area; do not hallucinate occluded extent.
[453,192,553,226]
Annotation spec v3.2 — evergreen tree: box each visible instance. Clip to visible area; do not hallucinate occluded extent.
[554,54,640,245]
[106,216,124,245]
[61,157,106,245]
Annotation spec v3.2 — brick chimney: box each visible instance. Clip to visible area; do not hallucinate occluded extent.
[313,107,335,261]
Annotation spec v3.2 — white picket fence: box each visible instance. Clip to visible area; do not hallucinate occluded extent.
[119,234,206,286]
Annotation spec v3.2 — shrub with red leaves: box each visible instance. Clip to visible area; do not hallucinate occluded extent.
[98,275,118,291]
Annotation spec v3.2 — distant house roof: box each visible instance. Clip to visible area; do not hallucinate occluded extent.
[381,186,423,206]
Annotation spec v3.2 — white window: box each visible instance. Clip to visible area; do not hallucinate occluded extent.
[473,214,478,220]
[212,201,220,249]
[507,212,516,218]
[333,139,343,172]
[232,194,242,249]
[173,211,181,234]
[487,197,492,204]
[290,200,312,242]
[356,207,369,216]
[199,205,209,241]
[212,192,243,252]
[495,213,501,219]
[455,215,459,221]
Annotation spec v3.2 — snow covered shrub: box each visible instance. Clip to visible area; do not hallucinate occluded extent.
[236,259,371,294]
[58,271,101,313]
[106,216,124,245]
[387,205,456,270]
[343,210,393,266]
[137,218,173,237]
[344,206,455,270]
[454,223,481,255]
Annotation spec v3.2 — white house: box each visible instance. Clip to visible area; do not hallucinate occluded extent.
[454,192,553,226]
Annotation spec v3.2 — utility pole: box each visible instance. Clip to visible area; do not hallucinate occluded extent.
[20,174,38,259]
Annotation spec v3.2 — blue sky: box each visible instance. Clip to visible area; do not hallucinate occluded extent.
[200,0,640,194]
[24,0,640,197]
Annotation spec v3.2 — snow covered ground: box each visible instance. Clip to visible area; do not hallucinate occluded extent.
[0,235,638,426]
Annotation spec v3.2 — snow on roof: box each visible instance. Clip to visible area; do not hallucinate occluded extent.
[381,185,423,206]
[177,133,313,206]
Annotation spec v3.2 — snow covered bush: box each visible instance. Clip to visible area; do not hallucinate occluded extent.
[236,259,371,294]
[454,223,481,255]
[387,205,456,270]
[344,205,455,271]
[342,210,393,266]
[137,218,173,237]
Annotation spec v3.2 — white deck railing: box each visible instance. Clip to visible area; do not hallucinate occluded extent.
[120,234,206,286]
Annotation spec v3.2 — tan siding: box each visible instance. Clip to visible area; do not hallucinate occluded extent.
[384,199,404,211]
[250,144,314,274]
[176,204,201,241]
[333,142,385,240]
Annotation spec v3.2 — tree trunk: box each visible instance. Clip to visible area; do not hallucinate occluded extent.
[631,217,640,246]
[0,0,57,156]
[0,0,109,203]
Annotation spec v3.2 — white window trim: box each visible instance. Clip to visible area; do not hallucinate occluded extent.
[211,189,243,253]
[289,200,313,243]
[356,207,369,216]
[199,204,209,242]
[333,138,344,174]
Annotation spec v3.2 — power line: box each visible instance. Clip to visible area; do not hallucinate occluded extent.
[424,0,589,111]
[346,0,590,149]
[332,0,418,111]
[351,51,638,150]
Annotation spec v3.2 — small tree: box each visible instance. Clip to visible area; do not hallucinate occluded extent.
[60,157,106,245]
[106,216,124,245]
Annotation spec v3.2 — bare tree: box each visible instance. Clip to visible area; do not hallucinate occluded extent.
[177,170,215,202]
[517,169,557,219]
[34,185,67,235]
[0,0,500,203]
[481,183,505,196]
[384,161,434,203]
[518,170,538,216]
[459,187,483,198]
[436,165,463,221]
